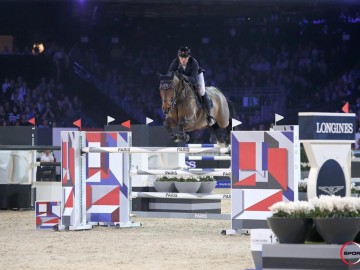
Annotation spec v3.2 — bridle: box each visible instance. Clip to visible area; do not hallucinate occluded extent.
[160,80,186,114]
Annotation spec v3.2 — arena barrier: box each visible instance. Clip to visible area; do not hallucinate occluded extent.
[0,145,61,210]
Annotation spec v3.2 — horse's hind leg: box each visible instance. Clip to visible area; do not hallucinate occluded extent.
[212,125,228,147]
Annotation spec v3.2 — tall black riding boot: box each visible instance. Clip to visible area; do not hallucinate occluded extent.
[202,92,215,126]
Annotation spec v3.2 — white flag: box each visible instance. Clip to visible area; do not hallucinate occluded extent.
[107,116,115,125]
[275,114,284,124]
[232,118,242,129]
[146,117,154,125]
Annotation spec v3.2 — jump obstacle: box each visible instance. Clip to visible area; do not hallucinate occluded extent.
[57,132,236,229]
[29,127,299,231]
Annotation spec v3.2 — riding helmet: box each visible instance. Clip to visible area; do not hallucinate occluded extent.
[178,47,191,57]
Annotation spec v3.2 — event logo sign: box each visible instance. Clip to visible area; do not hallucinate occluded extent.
[299,114,356,140]
[316,159,346,197]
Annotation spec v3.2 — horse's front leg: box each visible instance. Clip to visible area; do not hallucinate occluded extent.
[163,119,179,142]
[178,117,190,143]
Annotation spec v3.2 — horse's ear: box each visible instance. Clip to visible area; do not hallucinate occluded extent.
[174,70,182,80]
[169,71,175,79]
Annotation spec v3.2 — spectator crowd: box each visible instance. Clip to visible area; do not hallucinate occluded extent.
[1,3,360,131]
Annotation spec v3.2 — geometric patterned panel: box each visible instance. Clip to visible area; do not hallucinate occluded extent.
[231,189,283,221]
[35,201,61,229]
[61,131,80,227]
[231,130,298,230]
[85,132,131,225]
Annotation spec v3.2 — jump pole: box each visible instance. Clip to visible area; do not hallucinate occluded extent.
[130,169,231,177]
[82,146,230,154]
[185,144,227,148]
[132,192,231,200]
[185,156,231,161]
[0,145,60,151]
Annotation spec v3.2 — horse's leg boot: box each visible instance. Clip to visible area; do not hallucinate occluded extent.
[202,92,215,126]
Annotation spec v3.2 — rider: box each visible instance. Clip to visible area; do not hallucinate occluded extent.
[168,46,215,126]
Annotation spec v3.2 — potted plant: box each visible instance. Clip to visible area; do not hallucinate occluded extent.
[310,195,360,244]
[197,176,217,193]
[174,176,201,193]
[351,183,360,198]
[298,178,308,201]
[154,176,176,192]
[267,201,314,243]
[300,145,310,179]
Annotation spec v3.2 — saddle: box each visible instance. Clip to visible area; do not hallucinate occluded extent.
[180,74,213,110]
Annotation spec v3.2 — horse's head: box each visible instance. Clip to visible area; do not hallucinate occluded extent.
[158,72,181,114]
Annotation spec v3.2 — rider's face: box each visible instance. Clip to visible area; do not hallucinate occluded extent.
[179,56,189,66]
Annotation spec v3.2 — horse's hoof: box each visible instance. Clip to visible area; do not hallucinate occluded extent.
[216,141,228,147]
[207,117,216,126]
[185,135,190,142]
[172,134,180,142]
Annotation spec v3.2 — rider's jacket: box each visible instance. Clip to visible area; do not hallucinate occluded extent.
[168,56,200,85]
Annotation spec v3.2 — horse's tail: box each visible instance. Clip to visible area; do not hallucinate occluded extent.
[226,98,236,130]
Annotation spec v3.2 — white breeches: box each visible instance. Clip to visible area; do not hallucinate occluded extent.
[197,72,206,96]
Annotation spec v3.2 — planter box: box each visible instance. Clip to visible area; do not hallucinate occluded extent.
[262,244,357,270]
[154,181,176,192]
[149,198,221,213]
[198,181,216,193]
[174,182,201,193]
[298,191,308,201]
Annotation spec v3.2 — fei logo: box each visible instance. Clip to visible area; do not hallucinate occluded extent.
[340,242,360,265]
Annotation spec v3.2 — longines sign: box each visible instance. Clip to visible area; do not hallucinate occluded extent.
[299,112,356,140]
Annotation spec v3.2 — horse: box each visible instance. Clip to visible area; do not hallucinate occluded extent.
[158,71,234,146]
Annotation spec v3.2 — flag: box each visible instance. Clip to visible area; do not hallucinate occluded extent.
[232,118,242,129]
[146,117,153,125]
[28,117,35,126]
[73,119,82,129]
[107,116,115,125]
[121,120,131,129]
[342,102,349,113]
[275,114,284,124]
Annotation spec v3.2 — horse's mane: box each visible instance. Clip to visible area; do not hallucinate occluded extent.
[159,71,186,83]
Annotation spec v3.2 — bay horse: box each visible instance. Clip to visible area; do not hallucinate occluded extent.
[159,71,234,146]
